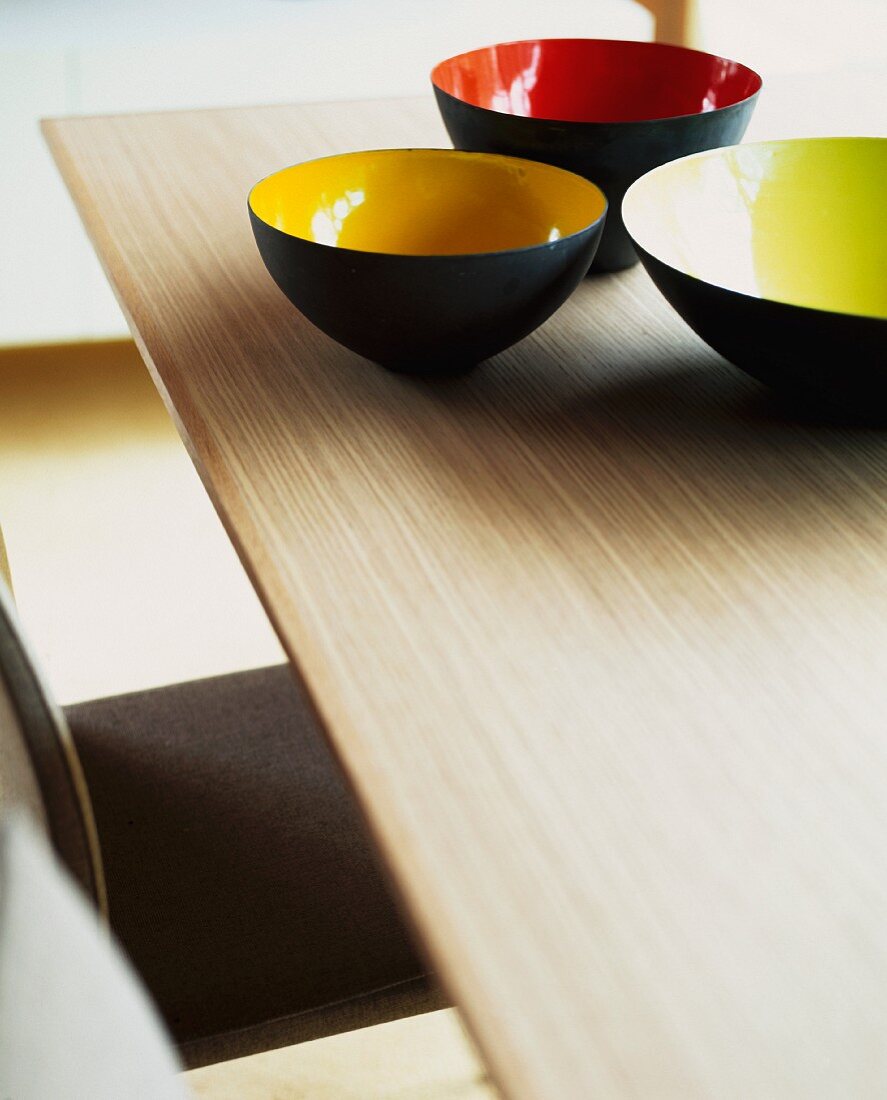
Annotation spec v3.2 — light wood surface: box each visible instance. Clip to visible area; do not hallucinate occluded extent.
[45,96,887,1098]
[641,0,697,46]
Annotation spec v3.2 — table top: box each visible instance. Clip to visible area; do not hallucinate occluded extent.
[45,94,887,1098]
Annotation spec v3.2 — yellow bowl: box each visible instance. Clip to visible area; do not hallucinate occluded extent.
[623,137,887,411]
[248,148,607,372]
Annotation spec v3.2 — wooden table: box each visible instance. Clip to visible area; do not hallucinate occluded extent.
[45,93,887,1098]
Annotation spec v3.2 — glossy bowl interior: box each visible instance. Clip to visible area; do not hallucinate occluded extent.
[249,148,606,255]
[623,137,887,411]
[431,38,762,124]
[623,137,887,320]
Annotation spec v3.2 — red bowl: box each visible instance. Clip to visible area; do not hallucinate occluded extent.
[432,38,760,124]
[432,39,762,270]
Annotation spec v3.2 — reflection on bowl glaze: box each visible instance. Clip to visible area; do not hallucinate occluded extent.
[433,38,760,124]
[432,38,761,271]
[249,148,604,255]
[623,137,887,411]
[249,148,607,373]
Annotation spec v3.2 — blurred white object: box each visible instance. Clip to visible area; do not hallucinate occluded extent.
[0,814,188,1100]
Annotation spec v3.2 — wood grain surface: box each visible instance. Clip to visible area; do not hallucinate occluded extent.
[45,96,887,1099]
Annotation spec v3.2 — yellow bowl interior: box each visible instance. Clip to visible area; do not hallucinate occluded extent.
[249,149,606,255]
[623,137,887,320]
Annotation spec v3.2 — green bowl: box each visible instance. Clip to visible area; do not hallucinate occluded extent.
[623,137,887,413]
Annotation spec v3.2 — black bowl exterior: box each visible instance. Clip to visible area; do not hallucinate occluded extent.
[632,241,887,414]
[249,209,604,373]
[434,86,759,273]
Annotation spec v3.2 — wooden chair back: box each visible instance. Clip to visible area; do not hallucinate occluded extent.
[0,556,105,913]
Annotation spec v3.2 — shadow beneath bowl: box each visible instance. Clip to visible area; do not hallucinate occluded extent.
[213,258,887,614]
[538,356,887,436]
[364,327,887,600]
[741,387,887,431]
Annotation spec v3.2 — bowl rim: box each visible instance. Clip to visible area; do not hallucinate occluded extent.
[431,37,763,127]
[622,135,887,322]
[247,147,608,259]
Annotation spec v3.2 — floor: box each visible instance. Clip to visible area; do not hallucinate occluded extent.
[0,339,495,1100]
[0,340,283,703]
[188,1013,494,1100]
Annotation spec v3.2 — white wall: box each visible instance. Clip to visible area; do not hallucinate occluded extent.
[0,0,651,346]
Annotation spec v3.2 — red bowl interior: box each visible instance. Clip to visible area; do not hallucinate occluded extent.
[432,39,762,124]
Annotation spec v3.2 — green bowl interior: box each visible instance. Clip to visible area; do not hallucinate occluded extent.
[623,137,887,319]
